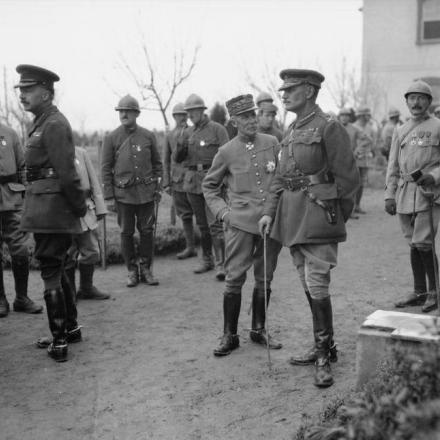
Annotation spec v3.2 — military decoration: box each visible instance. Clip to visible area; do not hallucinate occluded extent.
[200,140,206,147]
[0,136,6,147]
[245,142,254,151]
[266,160,276,173]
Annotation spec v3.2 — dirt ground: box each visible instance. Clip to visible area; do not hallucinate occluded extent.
[0,187,435,440]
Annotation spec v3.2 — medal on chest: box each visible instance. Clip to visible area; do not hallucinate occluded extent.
[0,136,6,147]
[133,144,141,152]
[199,140,205,147]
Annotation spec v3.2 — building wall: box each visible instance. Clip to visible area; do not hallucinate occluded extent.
[362,0,440,119]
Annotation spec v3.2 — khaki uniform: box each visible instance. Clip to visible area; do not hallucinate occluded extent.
[381,120,399,159]
[257,125,283,142]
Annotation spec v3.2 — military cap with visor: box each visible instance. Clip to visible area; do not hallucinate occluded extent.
[355,106,371,116]
[115,94,140,112]
[259,102,278,114]
[225,94,257,117]
[404,80,433,100]
[15,64,59,91]
[278,69,325,91]
[388,107,400,118]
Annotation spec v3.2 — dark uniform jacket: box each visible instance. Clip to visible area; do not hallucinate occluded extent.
[174,115,229,194]
[203,133,279,235]
[0,123,26,212]
[163,124,188,192]
[263,105,359,246]
[101,124,163,204]
[20,105,86,233]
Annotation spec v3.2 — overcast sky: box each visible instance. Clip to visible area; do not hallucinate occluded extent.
[1,0,363,133]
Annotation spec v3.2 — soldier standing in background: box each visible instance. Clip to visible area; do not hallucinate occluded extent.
[259,69,359,387]
[163,104,196,260]
[255,91,274,108]
[174,94,229,280]
[203,94,282,356]
[381,107,402,160]
[17,64,87,362]
[101,95,162,287]
[257,102,283,142]
[0,122,43,318]
[434,106,440,119]
[385,80,440,313]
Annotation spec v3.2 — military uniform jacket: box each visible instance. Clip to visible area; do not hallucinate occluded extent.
[385,114,440,214]
[257,125,283,142]
[163,124,188,192]
[381,121,399,156]
[101,124,163,204]
[20,105,86,234]
[174,116,229,194]
[352,121,376,167]
[0,123,26,212]
[74,146,107,231]
[203,133,279,235]
[263,105,359,246]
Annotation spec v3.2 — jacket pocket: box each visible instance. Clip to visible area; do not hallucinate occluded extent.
[232,172,251,193]
[7,182,25,192]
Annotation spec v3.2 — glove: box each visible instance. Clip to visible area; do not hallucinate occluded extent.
[416,173,435,187]
[258,215,272,236]
[385,199,396,216]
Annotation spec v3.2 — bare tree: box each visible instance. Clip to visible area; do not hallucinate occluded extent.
[118,40,200,130]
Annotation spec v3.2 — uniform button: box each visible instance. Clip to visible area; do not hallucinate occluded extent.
[257,181,261,185]
[259,189,263,193]
[252,154,256,158]
[135,166,138,168]
[262,198,266,201]
[254,163,258,167]
[256,172,260,176]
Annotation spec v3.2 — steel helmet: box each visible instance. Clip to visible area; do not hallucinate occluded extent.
[404,80,433,99]
[115,94,140,112]
[388,107,400,118]
[338,107,351,116]
[256,91,273,106]
[355,106,371,116]
[435,106,440,114]
[172,103,187,115]
[184,94,207,111]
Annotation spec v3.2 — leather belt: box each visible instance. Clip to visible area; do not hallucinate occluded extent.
[282,172,333,191]
[25,167,58,182]
[188,164,211,171]
[0,174,18,184]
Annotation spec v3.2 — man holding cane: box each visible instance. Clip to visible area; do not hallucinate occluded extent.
[385,80,440,313]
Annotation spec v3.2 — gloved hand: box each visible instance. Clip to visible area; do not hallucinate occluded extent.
[258,215,272,236]
[385,199,396,216]
[416,173,435,187]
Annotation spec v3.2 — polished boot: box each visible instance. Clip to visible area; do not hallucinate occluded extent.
[212,236,226,281]
[139,261,159,286]
[249,287,282,349]
[395,247,427,308]
[194,231,214,274]
[420,249,439,313]
[176,220,197,259]
[289,290,337,365]
[0,264,9,318]
[213,292,241,356]
[61,271,81,339]
[11,256,43,314]
[77,263,110,299]
[43,288,68,362]
[312,297,334,388]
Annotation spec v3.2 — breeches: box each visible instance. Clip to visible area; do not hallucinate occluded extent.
[186,192,223,239]
[173,190,193,222]
[0,210,29,257]
[290,243,338,300]
[66,228,100,268]
[224,226,282,294]
[358,166,368,186]
[399,208,440,251]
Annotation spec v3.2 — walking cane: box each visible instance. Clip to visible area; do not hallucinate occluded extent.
[425,191,440,316]
[100,216,107,270]
[150,184,161,273]
[263,228,272,370]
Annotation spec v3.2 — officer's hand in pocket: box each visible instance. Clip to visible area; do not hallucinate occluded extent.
[258,215,272,236]
[385,199,396,216]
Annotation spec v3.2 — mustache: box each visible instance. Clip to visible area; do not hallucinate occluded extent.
[411,105,422,110]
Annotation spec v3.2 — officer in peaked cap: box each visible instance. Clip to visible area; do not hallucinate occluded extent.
[101,95,162,287]
[386,80,440,313]
[174,94,229,280]
[16,64,87,362]
[259,68,359,388]
[203,94,283,356]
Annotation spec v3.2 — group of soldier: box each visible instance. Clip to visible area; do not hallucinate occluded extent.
[1,62,439,390]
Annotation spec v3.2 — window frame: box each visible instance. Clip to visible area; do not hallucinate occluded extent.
[417,0,440,44]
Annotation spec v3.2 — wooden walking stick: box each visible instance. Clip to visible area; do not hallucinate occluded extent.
[263,228,272,370]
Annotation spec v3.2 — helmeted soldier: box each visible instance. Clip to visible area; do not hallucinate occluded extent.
[203,94,283,356]
[434,105,440,119]
[101,95,163,287]
[381,107,402,160]
[17,64,87,362]
[256,91,273,108]
[259,69,359,387]
[385,80,440,313]
[257,102,283,142]
[174,94,229,279]
[163,103,196,260]
[0,122,43,317]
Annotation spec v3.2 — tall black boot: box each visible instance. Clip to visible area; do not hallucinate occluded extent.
[61,271,82,344]
[43,288,68,362]
[420,249,439,313]
[213,292,241,356]
[212,236,226,281]
[312,297,334,388]
[0,263,9,318]
[77,263,111,298]
[11,256,43,314]
[194,231,214,274]
[395,247,427,307]
[176,219,197,259]
[250,287,282,349]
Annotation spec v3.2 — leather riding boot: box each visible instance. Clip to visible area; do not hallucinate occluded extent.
[0,264,9,318]
[212,236,226,281]
[77,263,110,299]
[176,220,197,259]
[213,292,241,356]
[61,271,79,335]
[289,290,337,365]
[43,288,68,362]
[139,260,159,286]
[194,231,214,274]
[11,256,43,314]
[312,297,334,388]
[420,249,439,313]
[250,287,282,349]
